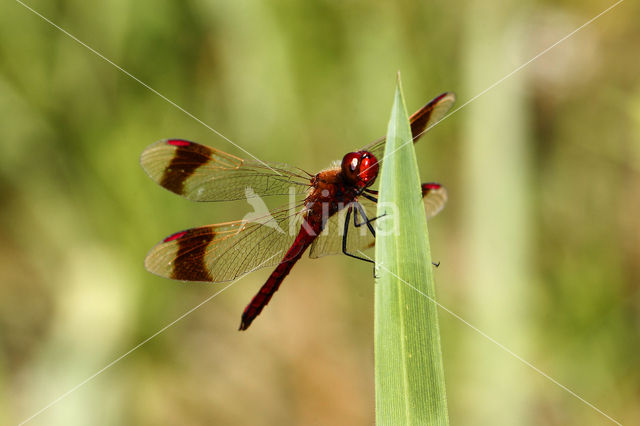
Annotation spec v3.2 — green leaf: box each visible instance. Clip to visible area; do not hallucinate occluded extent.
[374,75,449,425]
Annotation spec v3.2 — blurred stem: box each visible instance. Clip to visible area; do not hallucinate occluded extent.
[461,1,533,424]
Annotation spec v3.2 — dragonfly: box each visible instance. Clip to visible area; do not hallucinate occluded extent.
[141,92,455,330]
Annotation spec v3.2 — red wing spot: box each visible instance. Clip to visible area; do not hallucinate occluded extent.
[167,139,191,147]
[423,183,441,190]
[163,230,188,242]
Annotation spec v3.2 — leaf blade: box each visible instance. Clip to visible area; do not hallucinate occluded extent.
[374,76,449,425]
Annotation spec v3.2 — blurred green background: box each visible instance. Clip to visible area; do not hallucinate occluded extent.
[1,0,638,425]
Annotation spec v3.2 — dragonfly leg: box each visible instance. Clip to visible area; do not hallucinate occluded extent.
[352,205,376,238]
[342,206,375,265]
[353,202,388,234]
[361,192,378,203]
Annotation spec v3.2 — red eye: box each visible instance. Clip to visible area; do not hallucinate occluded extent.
[350,157,358,171]
[341,151,379,187]
[341,152,360,176]
[358,153,379,186]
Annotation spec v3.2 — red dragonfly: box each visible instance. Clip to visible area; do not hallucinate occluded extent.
[141,92,455,330]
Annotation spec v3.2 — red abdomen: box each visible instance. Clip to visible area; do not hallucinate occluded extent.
[238,223,318,330]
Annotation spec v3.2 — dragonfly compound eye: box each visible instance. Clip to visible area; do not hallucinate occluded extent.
[350,157,358,171]
[357,152,379,186]
[341,152,362,181]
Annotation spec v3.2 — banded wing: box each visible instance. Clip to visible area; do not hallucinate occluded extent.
[309,183,447,258]
[362,92,456,161]
[145,206,306,282]
[140,139,311,201]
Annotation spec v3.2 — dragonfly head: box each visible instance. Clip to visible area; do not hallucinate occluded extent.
[341,150,379,188]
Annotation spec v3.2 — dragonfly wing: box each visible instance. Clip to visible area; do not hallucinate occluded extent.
[141,139,310,201]
[362,92,456,160]
[308,183,447,258]
[145,206,306,282]
[421,183,448,219]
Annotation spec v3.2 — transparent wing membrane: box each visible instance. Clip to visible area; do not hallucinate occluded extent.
[145,204,306,282]
[140,139,310,201]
